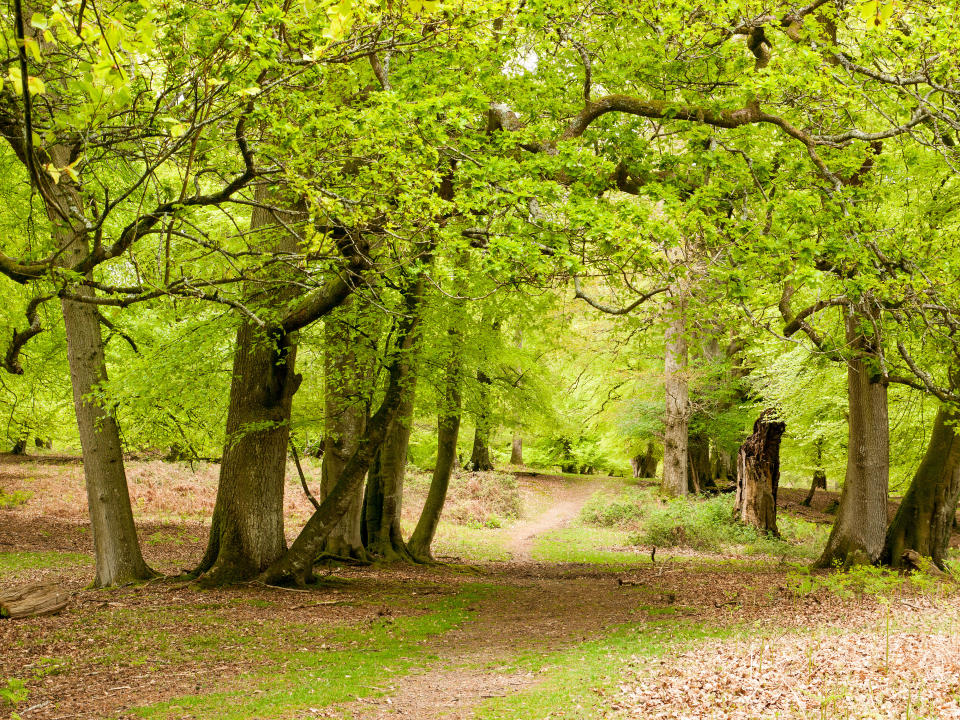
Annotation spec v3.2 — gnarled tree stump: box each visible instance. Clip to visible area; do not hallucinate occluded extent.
[0,583,69,619]
[734,410,786,536]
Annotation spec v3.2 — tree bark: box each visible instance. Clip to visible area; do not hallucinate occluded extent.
[510,434,523,465]
[734,410,786,535]
[195,196,305,584]
[319,300,374,560]
[802,470,827,507]
[364,372,417,561]
[882,398,960,570]
[815,309,889,568]
[662,290,689,496]
[688,431,712,493]
[53,181,153,587]
[408,331,463,561]
[259,271,427,585]
[468,370,494,471]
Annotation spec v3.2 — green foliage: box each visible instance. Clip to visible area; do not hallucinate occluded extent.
[0,678,28,706]
[579,487,648,528]
[633,494,827,559]
[785,563,945,599]
[0,490,33,509]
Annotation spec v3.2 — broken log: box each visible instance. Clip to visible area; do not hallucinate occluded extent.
[0,583,69,619]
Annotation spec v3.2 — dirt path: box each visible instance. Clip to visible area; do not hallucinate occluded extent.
[504,475,607,561]
[347,476,617,719]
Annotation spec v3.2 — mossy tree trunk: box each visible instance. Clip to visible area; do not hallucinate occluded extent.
[468,370,494,471]
[408,330,463,561]
[882,397,960,570]
[52,164,153,587]
[815,308,889,568]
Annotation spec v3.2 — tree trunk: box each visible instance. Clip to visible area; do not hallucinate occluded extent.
[510,434,523,465]
[802,470,827,507]
[815,309,889,568]
[734,410,786,535]
[662,290,689,496]
[55,198,153,586]
[882,399,960,570]
[319,300,373,560]
[688,431,712,493]
[712,447,734,483]
[364,373,417,561]
[408,332,463,561]
[195,322,300,583]
[260,272,427,585]
[468,371,494,471]
[195,197,305,584]
[631,441,657,478]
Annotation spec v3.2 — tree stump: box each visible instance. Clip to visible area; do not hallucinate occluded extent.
[0,583,69,619]
[734,410,786,536]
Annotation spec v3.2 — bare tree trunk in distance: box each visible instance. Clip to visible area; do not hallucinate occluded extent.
[510,434,523,465]
[734,410,786,535]
[663,289,689,496]
[468,370,495,471]
[882,396,960,570]
[815,308,889,568]
[803,470,827,507]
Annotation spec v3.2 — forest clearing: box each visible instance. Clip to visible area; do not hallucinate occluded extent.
[2,456,959,719]
[5,0,960,718]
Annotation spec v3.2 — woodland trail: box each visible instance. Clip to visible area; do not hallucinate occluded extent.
[504,474,610,561]
[348,475,623,719]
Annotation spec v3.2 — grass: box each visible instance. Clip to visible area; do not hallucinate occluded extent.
[134,584,493,719]
[0,550,91,578]
[473,618,733,719]
[531,526,646,565]
[430,524,513,562]
[0,489,33,509]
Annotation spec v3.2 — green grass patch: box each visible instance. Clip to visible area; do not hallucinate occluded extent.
[431,525,512,562]
[531,526,646,565]
[0,489,33,509]
[134,584,493,719]
[578,486,648,528]
[0,550,90,578]
[473,618,733,719]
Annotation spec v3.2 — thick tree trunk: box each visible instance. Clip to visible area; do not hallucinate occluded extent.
[712,447,734,483]
[510,434,523,465]
[260,274,426,585]
[734,410,786,535]
[55,206,153,586]
[815,310,889,568]
[195,322,300,583]
[319,301,373,560]
[196,197,305,584]
[662,291,689,496]
[364,374,417,561]
[882,399,960,570]
[408,336,463,561]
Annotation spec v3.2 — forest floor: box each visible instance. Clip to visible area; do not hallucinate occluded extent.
[1,455,960,720]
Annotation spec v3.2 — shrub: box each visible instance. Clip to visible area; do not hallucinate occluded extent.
[632,493,827,558]
[579,489,648,528]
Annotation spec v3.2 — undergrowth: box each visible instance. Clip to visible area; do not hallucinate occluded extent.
[580,487,828,559]
[0,489,33,509]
